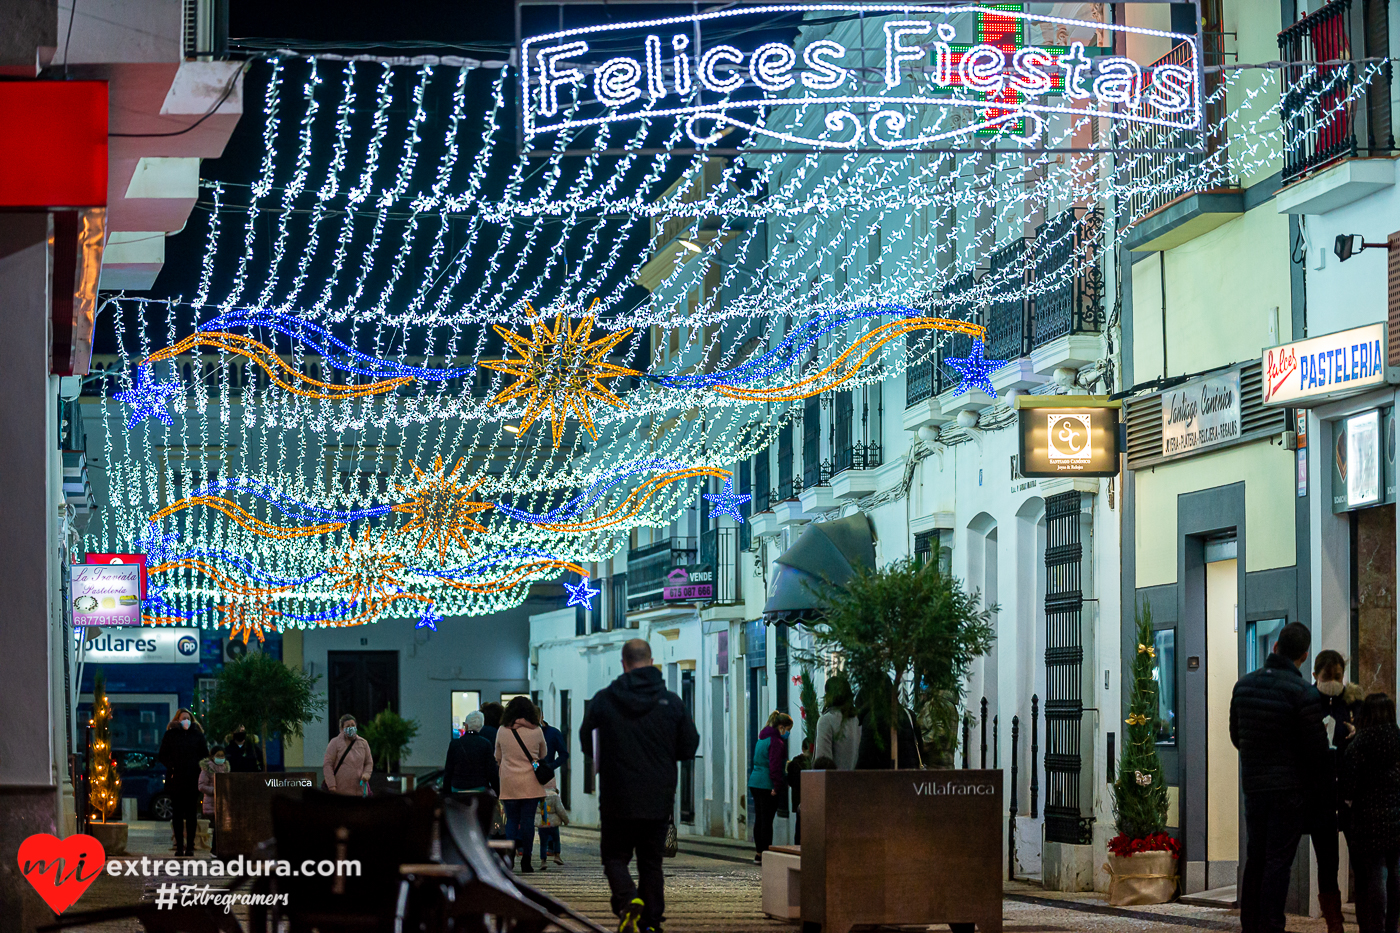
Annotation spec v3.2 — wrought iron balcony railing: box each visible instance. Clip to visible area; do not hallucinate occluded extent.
[1279,0,1395,183]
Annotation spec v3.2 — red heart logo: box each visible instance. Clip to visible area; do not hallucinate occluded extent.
[17,833,106,915]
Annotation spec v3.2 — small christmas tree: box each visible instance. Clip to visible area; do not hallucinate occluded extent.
[88,671,122,823]
[1109,602,1175,855]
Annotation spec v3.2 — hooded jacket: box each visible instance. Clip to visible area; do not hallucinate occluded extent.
[580,665,700,820]
[1229,652,1329,795]
[748,726,787,791]
[198,757,228,815]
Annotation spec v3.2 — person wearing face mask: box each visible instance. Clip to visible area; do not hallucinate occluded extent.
[1309,649,1363,933]
[199,745,229,855]
[748,711,793,863]
[157,709,208,857]
[224,725,262,773]
[323,714,373,796]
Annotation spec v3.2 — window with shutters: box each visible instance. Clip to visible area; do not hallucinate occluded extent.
[1044,491,1092,844]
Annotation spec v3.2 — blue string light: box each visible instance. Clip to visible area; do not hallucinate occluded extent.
[494,458,690,523]
[193,477,394,521]
[200,309,475,382]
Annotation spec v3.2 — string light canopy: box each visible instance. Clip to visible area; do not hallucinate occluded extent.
[77,34,1383,635]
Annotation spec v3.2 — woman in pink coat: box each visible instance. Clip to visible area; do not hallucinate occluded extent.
[495,697,548,872]
[197,746,228,852]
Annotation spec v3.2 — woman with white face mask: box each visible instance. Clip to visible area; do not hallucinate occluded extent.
[1309,649,1365,933]
[157,709,208,856]
[322,714,373,796]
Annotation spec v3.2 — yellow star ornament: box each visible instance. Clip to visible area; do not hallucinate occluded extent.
[480,300,640,447]
[326,531,409,608]
[392,456,493,562]
[218,595,281,645]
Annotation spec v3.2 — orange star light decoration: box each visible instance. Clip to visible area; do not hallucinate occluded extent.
[219,595,281,645]
[392,456,493,562]
[480,299,639,447]
[326,531,410,608]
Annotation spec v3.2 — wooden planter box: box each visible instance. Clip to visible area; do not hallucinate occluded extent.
[213,771,318,858]
[801,769,1003,933]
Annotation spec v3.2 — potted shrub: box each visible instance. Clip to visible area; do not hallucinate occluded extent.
[360,708,420,776]
[86,671,128,854]
[1107,601,1180,905]
[208,649,325,767]
[812,556,995,767]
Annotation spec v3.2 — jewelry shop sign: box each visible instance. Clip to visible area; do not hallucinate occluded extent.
[1161,371,1240,459]
[1015,396,1120,478]
[520,3,1201,152]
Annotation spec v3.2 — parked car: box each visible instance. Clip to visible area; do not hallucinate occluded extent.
[112,748,172,820]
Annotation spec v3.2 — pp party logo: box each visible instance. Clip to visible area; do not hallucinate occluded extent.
[18,833,106,915]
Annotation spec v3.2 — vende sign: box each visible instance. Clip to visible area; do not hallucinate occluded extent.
[520,4,1201,152]
[1263,323,1398,407]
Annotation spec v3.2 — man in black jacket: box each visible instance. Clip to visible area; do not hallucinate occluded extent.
[1230,621,1329,933]
[580,638,700,933]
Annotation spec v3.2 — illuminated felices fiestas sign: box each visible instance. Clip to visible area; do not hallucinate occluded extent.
[520,4,1201,151]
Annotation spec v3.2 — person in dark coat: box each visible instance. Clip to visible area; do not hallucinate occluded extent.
[1229,622,1329,933]
[479,701,504,748]
[157,708,209,857]
[786,737,811,845]
[1340,693,1400,933]
[223,724,262,773]
[854,677,922,770]
[1309,649,1357,933]
[444,709,499,837]
[580,639,699,933]
[537,717,567,867]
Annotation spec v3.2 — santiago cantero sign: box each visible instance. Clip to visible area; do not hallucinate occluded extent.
[520,4,1201,152]
[1161,371,1240,458]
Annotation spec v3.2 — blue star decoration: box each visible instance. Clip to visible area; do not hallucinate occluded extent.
[703,478,752,523]
[416,604,443,631]
[564,576,599,611]
[944,339,1005,398]
[114,366,184,429]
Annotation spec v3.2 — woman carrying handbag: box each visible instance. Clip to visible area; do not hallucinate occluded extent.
[494,696,550,872]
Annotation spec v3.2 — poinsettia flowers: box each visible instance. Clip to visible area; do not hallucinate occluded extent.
[1108,832,1182,858]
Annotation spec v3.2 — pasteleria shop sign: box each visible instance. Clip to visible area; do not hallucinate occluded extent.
[1015,395,1121,477]
[1263,322,1399,407]
[71,563,142,627]
[1161,371,1240,458]
[519,3,1201,152]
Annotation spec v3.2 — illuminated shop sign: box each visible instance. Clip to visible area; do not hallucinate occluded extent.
[71,563,142,627]
[75,627,201,664]
[1016,396,1120,478]
[1263,322,1398,407]
[520,4,1201,152]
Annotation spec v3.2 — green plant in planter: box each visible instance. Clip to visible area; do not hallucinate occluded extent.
[208,650,324,768]
[361,708,420,774]
[1109,601,1177,855]
[812,556,995,768]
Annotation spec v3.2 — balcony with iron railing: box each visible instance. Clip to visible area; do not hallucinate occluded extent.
[626,537,698,613]
[700,527,740,605]
[1279,0,1395,184]
[832,442,882,475]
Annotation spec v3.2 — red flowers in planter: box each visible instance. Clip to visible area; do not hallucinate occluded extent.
[1108,832,1181,858]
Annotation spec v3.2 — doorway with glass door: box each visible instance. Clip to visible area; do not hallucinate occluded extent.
[1203,536,1240,892]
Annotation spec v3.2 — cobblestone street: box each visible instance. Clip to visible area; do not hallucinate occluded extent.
[48,823,1359,933]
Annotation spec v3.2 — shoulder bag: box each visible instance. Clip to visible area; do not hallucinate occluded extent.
[321,738,357,792]
[511,727,556,786]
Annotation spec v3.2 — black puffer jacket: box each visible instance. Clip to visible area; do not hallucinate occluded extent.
[580,666,700,820]
[1229,653,1329,795]
[1339,722,1400,855]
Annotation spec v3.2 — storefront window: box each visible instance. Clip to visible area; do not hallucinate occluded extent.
[450,690,481,738]
[1152,629,1177,745]
[1246,618,1286,672]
